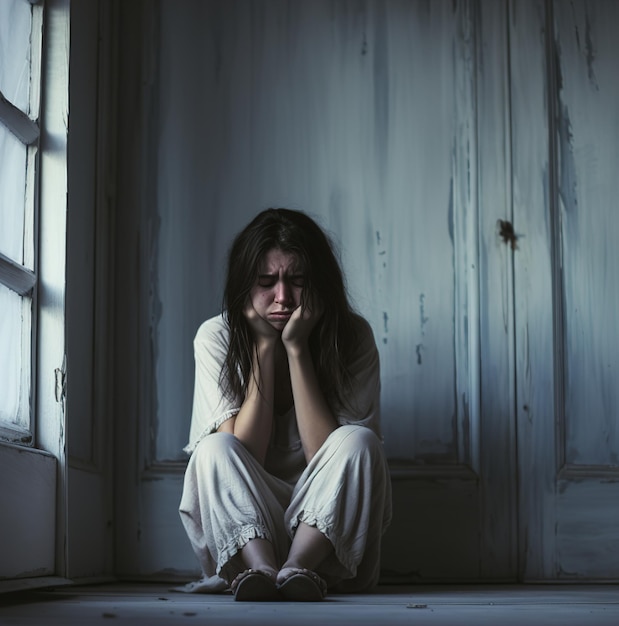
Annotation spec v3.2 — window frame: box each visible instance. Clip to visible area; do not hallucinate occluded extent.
[0,0,44,446]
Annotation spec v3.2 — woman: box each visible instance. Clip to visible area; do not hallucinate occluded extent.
[179,208,392,601]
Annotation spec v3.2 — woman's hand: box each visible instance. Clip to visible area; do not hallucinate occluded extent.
[243,302,280,348]
[281,296,324,354]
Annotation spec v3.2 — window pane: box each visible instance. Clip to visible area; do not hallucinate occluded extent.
[0,282,31,432]
[0,123,27,262]
[0,0,32,113]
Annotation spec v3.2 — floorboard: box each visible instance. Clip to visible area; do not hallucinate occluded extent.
[0,583,618,625]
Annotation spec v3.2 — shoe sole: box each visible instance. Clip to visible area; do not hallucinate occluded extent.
[234,572,280,602]
[277,573,325,602]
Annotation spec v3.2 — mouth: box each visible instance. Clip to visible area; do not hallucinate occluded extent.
[268,311,293,323]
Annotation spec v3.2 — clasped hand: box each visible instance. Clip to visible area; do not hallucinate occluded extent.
[281,297,324,351]
[244,298,324,353]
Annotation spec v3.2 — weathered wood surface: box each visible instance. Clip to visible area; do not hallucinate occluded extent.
[113,0,619,581]
[552,0,619,579]
[153,0,477,467]
[513,0,619,580]
[0,444,56,579]
[554,0,619,468]
[121,0,508,581]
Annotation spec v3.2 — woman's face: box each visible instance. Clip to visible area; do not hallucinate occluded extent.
[249,248,305,330]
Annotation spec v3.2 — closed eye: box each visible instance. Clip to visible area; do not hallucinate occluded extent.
[257,275,277,287]
[256,275,305,288]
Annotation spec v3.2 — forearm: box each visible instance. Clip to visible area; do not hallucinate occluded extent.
[287,346,338,463]
[227,342,276,464]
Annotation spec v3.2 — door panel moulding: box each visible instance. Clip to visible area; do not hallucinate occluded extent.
[142,460,482,481]
[388,464,479,481]
[558,465,619,480]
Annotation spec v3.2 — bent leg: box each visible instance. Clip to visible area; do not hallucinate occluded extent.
[179,432,293,584]
[284,425,392,592]
[280,522,333,574]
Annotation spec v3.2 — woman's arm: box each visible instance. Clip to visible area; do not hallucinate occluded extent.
[218,341,275,465]
[282,302,338,463]
[218,306,278,465]
[286,346,338,463]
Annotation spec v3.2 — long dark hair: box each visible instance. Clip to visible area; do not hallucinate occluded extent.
[222,208,359,407]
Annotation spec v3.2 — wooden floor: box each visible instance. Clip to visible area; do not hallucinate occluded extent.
[1,583,618,625]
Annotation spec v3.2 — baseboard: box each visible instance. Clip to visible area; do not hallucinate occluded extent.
[0,576,74,595]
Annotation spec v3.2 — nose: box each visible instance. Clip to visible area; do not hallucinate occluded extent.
[274,279,293,305]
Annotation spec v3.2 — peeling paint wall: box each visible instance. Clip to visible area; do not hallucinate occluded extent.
[511,0,619,581]
[152,0,475,467]
[114,0,619,580]
[554,1,619,467]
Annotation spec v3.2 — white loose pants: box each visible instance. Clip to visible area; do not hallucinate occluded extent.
[179,424,392,592]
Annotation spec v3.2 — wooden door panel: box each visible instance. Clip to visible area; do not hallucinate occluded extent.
[0,444,56,580]
[552,0,619,579]
[557,480,619,579]
[555,0,619,469]
[476,0,519,579]
[65,0,115,580]
[113,0,619,583]
[115,0,517,582]
[509,0,558,581]
[513,0,619,581]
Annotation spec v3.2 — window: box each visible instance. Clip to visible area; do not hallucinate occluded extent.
[0,0,43,445]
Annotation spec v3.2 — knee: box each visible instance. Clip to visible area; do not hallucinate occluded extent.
[328,425,383,460]
[190,431,243,470]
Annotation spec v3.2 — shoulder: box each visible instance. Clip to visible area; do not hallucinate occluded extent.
[194,313,229,354]
[349,313,377,350]
[195,313,228,338]
[346,313,379,371]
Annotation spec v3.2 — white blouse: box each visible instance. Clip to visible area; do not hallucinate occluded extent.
[184,313,382,484]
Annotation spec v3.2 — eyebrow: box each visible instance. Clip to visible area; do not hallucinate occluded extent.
[258,270,304,275]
